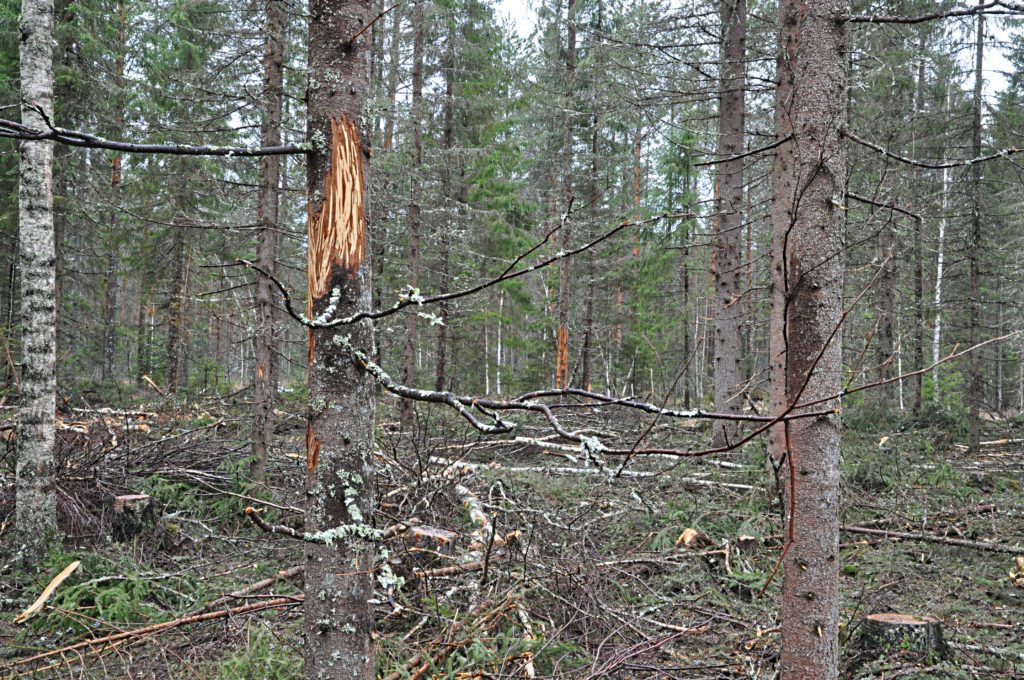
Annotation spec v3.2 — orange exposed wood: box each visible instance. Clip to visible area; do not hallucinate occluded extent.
[555,325,568,389]
[307,116,366,310]
[306,422,321,472]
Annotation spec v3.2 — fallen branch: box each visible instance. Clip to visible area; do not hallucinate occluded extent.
[842,525,1024,555]
[3,597,300,673]
[413,560,485,578]
[201,564,305,611]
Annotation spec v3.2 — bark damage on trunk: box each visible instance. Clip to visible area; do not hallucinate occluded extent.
[303,1,375,673]
[307,117,366,306]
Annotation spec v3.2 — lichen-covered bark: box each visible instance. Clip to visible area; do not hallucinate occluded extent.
[252,0,285,483]
[16,0,58,557]
[771,2,849,678]
[304,1,376,676]
[711,0,745,448]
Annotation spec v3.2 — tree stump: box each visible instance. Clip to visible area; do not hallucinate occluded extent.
[860,613,946,658]
[111,494,155,541]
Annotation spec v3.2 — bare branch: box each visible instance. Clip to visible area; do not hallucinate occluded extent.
[847,192,922,222]
[844,1,1024,25]
[844,128,1023,170]
[0,117,306,156]
[239,211,692,329]
[693,134,792,167]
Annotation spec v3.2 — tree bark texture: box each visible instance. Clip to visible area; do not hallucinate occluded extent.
[304,0,376,676]
[968,7,984,451]
[435,18,456,393]
[400,0,424,430]
[711,0,745,447]
[16,0,58,557]
[251,0,285,483]
[876,222,897,400]
[555,0,576,390]
[772,2,849,678]
[164,205,190,394]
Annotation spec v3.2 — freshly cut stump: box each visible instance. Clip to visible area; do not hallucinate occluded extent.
[861,613,946,658]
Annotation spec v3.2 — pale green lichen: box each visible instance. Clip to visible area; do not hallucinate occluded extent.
[304,523,380,546]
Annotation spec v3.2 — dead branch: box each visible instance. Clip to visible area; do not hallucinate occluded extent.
[201,564,305,611]
[413,560,486,578]
[2,597,300,674]
[0,116,305,156]
[843,128,1023,170]
[244,506,409,543]
[239,211,693,329]
[844,1,1024,24]
[842,525,1024,555]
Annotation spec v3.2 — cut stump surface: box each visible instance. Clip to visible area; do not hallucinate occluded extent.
[861,613,946,658]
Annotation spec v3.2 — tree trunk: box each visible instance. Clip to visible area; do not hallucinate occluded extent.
[381,5,402,153]
[555,0,576,390]
[101,2,127,384]
[435,18,455,392]
[772,1,849,678]
[400,0,424,431]
[251,0,285,483]
[581,113,599,391]
[711,0,745,447]
[876,223,897,400]
[911,35,926,417]
[165,209,189,394]
[932,83,950,405]
[16,0,58,558]
[967,6,984,451]
[304,0,376,676]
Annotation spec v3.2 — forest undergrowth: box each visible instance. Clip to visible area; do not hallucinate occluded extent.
[1,394,1022,679]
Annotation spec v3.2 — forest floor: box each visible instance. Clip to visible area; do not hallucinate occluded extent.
[1,395,1023,679]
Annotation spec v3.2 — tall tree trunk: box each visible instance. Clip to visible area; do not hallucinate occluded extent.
[967,6,984,451]
[932,83,950,404]
[400,0,424,430]
[381,5,402,152]
[251,0,285,483]
[555,0,576,390]
[876,223,897,399]
[911,34,926,416]
[712,0,745,447]
[771,1,849,677]
[303,0,376,676]
[16,0,58,558]
[165,208,189,394]
[435,17,455,392]
[581,113,599,391]
[101,0,127,384]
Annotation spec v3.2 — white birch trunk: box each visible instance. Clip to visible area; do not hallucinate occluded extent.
[16,0,58,556]
[932,88,950,403]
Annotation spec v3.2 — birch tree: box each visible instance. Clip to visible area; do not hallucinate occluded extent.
[15,0,58,559]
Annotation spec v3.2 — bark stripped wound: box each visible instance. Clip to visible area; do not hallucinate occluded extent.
[305,115,365,475]
[307,116,366,306]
